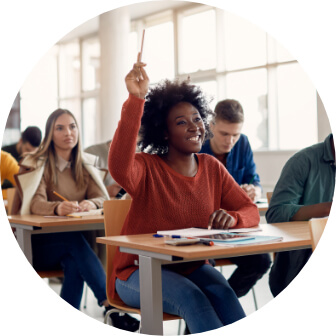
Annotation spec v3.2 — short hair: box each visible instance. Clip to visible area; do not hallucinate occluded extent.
[138,79,214,155]
[214,99,244,124]
[21,126,42,147]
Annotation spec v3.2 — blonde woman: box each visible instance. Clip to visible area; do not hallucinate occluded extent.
[12,109,139,331]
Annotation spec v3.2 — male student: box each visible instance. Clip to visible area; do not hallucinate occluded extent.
[200,99,270,298]
[2,126,42,162]
[266,134,334,297]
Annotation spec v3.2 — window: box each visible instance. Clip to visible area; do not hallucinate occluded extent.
[37,4,318,151]
[173,5,317,150]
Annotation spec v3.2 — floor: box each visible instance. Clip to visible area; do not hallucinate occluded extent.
[48,261,274,335]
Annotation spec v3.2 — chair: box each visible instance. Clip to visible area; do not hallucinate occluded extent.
[102,199,182,333]
[266,192,273,204]
[309,217,328,251]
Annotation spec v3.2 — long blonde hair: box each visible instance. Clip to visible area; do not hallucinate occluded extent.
[29,108,86,188]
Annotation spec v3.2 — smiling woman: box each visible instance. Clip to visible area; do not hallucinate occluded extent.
[107,57,260,334]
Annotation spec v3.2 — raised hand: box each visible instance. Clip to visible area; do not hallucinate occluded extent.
[125,53,149,99]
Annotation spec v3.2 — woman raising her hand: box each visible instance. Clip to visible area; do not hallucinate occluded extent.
[108,58,259,333]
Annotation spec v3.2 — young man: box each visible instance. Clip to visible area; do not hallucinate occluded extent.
[2,126,42,191]
[200,99,270,298]
[2,126,42,162]
[266,134,334,297]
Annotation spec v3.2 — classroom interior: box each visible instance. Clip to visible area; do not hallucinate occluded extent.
[2,1,333,334]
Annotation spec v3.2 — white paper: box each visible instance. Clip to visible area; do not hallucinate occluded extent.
[157,226,261,237]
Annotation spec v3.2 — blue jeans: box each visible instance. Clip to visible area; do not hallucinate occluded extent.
[32,232,107,309]
[116,264,246,334]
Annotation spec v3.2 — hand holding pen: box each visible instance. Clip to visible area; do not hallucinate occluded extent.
[53,191,80,216]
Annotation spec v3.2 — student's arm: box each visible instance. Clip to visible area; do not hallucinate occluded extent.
[266,153,311,223]
[108,60,149,195]
[290,202,332,221]
[240,137,262,202]
[81,174,108,210]
[30,176,78,216]
[211,163,260,229]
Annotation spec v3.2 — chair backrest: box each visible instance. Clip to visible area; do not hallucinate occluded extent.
[309,217,328,251]
[6,188,16,215]
[103,199,132,302]
[266,192,273,204]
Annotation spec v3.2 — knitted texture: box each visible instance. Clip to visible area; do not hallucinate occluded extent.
[108,94,260,298]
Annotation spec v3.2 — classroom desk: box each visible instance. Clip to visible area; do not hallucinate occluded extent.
[8,214,104,264]
[97,221,311,335]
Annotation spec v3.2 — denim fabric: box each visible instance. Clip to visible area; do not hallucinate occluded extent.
[32,232,107,309]
[115,264,245,334]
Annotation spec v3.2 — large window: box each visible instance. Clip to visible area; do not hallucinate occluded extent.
[27,4,317,151]
[58,36,100,147]
[130,4,318,150]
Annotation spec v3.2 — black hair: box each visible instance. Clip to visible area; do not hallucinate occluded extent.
[21,126,42,147]
[138,79,214,154]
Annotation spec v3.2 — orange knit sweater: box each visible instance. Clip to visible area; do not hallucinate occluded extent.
[108,94,260,298]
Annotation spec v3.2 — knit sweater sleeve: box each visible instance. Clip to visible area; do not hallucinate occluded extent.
[108,94,146,195]
[218,163,260,228]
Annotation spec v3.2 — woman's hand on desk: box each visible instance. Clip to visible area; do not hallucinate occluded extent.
[56,201,80,216]
[208,209,235,230]
[125,55,149,99]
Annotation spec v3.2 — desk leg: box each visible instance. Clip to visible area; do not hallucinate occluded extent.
[15,227,33,264]
[139,255,163,335]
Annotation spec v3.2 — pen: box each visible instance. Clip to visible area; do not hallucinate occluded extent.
[53,191,69,202]
[153,234,164,238]
[248,175,256,185]
[199,239,214,246]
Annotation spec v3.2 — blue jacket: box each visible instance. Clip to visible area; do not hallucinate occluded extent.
[200,134,261,187]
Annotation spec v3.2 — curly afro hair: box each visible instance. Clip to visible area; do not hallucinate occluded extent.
[138,79,214,154]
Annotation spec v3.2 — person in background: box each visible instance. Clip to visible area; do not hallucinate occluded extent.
[2,126,42,191]
[85,140,124,198]
[1,150,19,200]
[266,134,335,297]
[108,57,260,334]
[2,126,42,162]
[199,99,271,299]
[11,109,139,332]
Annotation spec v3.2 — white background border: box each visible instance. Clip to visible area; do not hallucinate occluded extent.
[1,1,335,335]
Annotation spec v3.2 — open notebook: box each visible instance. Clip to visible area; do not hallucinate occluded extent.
[67,208,104,217]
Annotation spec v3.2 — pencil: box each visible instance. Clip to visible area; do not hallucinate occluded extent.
[138,29,145,62]
[53,191,69,202]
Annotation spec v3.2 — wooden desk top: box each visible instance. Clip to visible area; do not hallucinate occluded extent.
[8,214,104,228]
[97,222,312,260]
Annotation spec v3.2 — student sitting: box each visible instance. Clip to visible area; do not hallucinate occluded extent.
[12,108,139,332]
[108,56,260,334]
[266,134,335,297]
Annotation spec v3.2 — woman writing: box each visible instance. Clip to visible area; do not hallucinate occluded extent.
[12,108,139,331]
[108,57,260,333]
